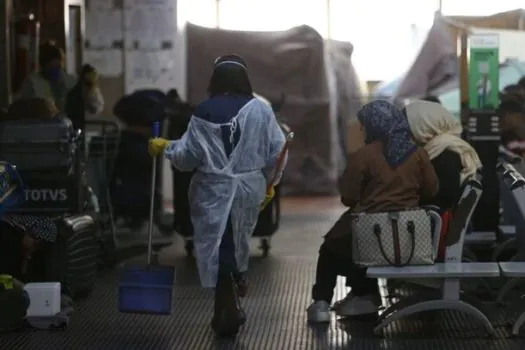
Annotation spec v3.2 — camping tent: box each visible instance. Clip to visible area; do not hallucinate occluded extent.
[186,24,362,195]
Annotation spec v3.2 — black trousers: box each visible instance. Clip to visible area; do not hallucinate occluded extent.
[218,216,238,277]
[312,234,378,303]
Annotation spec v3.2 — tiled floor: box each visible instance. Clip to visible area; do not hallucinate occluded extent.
[1,197,524,349]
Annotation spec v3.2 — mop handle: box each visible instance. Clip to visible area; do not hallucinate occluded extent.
[267,132,294,192]
[147,121,161,265]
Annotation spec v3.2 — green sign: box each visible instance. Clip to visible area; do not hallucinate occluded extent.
[468,34,499,110]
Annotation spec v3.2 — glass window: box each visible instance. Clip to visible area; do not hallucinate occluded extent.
[185,0,218,28]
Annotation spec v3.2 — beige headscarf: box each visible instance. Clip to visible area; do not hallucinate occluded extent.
[405,100,481,184]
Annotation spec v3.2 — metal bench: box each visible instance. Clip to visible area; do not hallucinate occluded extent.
[497,262,525,335]
[366,174,500,335]
[495,164,525,304]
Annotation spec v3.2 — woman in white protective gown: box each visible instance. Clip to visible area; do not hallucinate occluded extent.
[148,55,286,337]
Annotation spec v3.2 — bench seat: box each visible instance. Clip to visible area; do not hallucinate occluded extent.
[464,231,497,244]
[499,225,516,236]
[498,262,525,277]
[367,262,500,279]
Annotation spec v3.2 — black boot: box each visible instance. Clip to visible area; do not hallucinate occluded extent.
[232,276,247,326]
[211,273,245,337]
[234,272,248,298]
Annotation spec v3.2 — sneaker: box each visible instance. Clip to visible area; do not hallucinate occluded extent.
[334,292,380,317]
[307,301,331,323]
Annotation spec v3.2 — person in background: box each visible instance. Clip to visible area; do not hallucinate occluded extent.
[307,100,438,323]
[405,100,482,259]
[499,85,525,157]
[65,64,102,130]
[4,97,59,121]
[111,90,166,230]
[16,40,103,120]
[147,55,286,337]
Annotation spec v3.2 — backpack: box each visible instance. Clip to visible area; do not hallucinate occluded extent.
[0,162,25,216]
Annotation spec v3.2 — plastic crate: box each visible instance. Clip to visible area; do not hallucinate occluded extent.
[118,265,175,315]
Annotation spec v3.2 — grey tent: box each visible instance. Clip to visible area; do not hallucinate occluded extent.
[186,24,362,195]
[392,13,458,102]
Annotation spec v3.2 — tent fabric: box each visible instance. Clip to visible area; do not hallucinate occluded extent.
[325,39,364,168]
[373,76,404,98]
[186,24,361,195]
[392,14,458,102]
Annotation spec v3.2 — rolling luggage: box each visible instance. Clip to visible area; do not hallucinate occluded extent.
[46,215,99,298]
[253,185,281,255]
[0,117,77,172]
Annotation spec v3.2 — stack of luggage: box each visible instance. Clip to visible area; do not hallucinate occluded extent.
[112,89,167,230]
[0,99,99,300]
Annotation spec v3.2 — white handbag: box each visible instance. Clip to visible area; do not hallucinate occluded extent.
[351,209,436,267]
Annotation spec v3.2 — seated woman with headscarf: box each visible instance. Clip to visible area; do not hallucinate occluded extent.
[405,100,482,259]
[307,100,439,323]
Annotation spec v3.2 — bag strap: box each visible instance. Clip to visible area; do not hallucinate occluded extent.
[373,218,416,267]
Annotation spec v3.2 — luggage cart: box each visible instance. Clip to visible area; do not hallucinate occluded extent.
[84,120,121,267]
[85,120,173,263]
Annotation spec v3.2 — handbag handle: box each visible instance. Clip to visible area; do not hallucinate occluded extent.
[373,220,416,267]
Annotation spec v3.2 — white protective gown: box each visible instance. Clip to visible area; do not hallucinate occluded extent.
[164,98,286,287]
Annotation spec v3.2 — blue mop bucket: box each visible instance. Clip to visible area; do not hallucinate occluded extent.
[118,265,175,314]
[118,121,175,315]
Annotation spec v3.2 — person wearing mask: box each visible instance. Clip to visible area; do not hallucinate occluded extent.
[16,41,103,118]
[65,64,103,130]
[147,55,286,337]
[498,86,525,158]
[307,100,438,323]
[405,100,482,258]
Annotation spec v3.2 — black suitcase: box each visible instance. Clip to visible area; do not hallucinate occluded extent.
[253,185,281,256]
[45,215,99,298]
[0,117,76,171]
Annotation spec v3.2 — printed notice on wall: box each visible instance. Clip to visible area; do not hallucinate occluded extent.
[84,50,123,77]
[124,50,176,93]
[85,9,123,48]
[123,0,176,49]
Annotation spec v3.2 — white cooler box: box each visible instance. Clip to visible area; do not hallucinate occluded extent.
[24,282,61,317]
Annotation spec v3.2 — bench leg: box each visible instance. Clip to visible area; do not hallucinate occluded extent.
[512,310,525,336]
[378,291,439,323]
[497,278,525,304]
[492,237,517,262]
[374,300,496,335]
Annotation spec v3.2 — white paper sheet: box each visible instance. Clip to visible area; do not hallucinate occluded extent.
[84,50,123,77]
[85,9,123,48]
[123,0,176,49]
[124,50,177,93]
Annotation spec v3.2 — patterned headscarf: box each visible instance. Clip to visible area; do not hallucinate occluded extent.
[357,100,417,167]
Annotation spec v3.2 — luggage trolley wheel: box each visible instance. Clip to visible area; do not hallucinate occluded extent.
[184,239,194,257]
[259,238,271,257]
